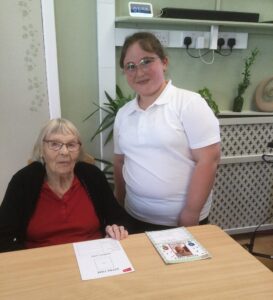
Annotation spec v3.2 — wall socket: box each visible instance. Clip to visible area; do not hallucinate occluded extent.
[217,32,248,49]
[115,28,248,49]
[181,31,210,49]
[115,28,171,47]
[181,31,248,49]
[150,30,169,47]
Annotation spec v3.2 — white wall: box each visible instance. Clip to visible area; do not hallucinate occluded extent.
[0,0,55,203]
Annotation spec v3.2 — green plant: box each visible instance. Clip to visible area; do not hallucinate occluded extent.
[198,87,220,116]
[84,85,133,145]
[84,85,133,181]
[233,48,259,112]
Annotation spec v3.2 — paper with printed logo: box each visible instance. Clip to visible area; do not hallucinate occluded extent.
[73,238,134,280]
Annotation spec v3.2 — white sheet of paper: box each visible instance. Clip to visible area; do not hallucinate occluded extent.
[73,238,134,280]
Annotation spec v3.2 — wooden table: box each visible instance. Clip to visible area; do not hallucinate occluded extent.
[1,225,273,300]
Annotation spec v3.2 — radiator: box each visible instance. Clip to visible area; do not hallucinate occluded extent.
[210,117,273,234]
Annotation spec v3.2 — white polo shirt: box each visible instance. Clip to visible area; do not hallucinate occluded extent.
[114,81,220,226]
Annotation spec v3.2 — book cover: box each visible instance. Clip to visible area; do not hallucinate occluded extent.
[146,227,211,264]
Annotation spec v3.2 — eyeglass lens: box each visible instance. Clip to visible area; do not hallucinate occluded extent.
[125,57,157,73]
[44,140,80,151]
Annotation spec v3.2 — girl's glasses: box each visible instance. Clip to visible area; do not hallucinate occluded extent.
[124,57,159,75]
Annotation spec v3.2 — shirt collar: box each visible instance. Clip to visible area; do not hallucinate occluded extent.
[127,80,172,114]
[153,80,172,105]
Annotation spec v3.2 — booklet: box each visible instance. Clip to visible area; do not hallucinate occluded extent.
[146,227,211,264]
[73,238,134,280]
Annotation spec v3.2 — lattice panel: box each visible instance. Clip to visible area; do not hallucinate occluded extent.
[221,123,273,156]
[210,162,273,230]
[210,121,273,231]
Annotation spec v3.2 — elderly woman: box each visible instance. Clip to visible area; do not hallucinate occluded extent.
[0,118,129,252]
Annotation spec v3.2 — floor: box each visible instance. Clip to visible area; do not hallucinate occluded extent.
[231,230,273,271]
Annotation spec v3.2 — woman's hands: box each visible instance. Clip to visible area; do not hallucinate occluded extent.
[105,224,128,240]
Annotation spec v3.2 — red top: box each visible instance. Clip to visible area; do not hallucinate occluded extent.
[26,176,103,248]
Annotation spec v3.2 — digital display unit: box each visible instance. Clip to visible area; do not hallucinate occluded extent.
[129,2,153,17]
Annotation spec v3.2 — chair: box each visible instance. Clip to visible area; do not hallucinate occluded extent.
[245,142,273,260]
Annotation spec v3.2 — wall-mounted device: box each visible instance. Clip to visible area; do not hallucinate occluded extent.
[160,7,259,23]
[129,2,153,18]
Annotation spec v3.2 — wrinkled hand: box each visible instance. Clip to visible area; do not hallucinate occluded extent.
[105,224,128,240]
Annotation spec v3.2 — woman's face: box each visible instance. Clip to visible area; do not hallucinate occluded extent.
[42,132,80,178]
[123,42,168,102]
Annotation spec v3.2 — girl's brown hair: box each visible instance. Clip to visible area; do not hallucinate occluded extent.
[119,32,167,68]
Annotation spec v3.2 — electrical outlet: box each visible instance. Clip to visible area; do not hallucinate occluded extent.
[115,28,170,47]
[217,32,248,49]
[181,31,210,49]
[115,28,248,49]
[150,30,169,47]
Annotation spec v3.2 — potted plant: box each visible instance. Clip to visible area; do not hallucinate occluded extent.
[84,85,133,145]
[198,87,220,116]
[232,48,259,112]
[84,85,133,180]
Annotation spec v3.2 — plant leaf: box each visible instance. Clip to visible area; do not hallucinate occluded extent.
[116,84,124,99]
[85,85,133,145]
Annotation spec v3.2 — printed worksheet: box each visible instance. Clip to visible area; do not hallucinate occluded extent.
[73,238,134,280]
[146,227,211,264]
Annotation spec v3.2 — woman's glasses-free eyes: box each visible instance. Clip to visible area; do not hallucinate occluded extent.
[124,57,159,74]
[43,140,81,152]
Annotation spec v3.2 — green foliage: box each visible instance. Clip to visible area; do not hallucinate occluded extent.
[84,85,133,145]
[233,48,259,112]
[198,87,220,116]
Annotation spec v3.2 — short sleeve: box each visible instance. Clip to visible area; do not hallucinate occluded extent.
[181,95,220,149]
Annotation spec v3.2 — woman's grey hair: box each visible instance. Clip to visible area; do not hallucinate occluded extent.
[31,118,86,163]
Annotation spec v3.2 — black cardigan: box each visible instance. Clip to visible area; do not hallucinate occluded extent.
[0,161,129,252]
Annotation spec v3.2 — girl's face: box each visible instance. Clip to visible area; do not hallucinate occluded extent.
[123,42,168,102]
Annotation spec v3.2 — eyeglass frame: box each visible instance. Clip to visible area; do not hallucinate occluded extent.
[123,56,159,75]
[43,140,81,152]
